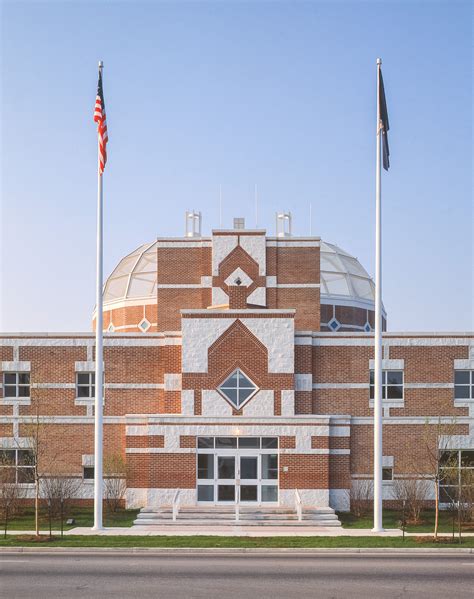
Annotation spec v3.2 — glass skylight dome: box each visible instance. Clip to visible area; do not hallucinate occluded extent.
[103,240,377,308]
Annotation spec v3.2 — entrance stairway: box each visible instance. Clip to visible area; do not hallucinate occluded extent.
[133,506,341,527]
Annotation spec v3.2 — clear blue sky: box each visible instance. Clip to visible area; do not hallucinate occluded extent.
[1,1,472,332]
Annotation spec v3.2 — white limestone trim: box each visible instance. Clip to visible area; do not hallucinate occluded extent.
[329,426,351,437]
[164,374,182,391]
[82,454,94,466]
[33,383,75,389]
[312,337,473,347]
[212,235,238,275]
[0,437,33,448]
[351,416,473,425]
[240,235,266,275]
[75,361,103,372]
[280,489,329,509]
[1,398,31,406]
[329,489,350,512]
[246,287,266,307]
[294,335,313,346]
[0,416,125,424]
[281,389,295,418]
[295,374,312,392]
[201,390,233,416]
[156,240,212,248]
[105,383,165,389]
[438,435,474,450]
[241,390,274,417]
[182,318,234,373]
[224,267,253,288]
[126,488,196,509]
[266,276,277,287]
[241,318,295,374]
[125,415,335,427]
[405,382,454,389]
[181,309,296,315]
[266,241,320,247]
[369,359,404,370]
[454,359,474,370]
[211,287,229,306]
[313,383,369,389]
[201,276,212,287]
[125,447,349,455]
[383,455,394,467]
[181,390,194,416]
[156,284,203,289]
[1,361,31,372]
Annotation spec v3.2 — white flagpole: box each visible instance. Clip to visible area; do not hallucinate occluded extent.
[372,57,384,532]
[93,60,104,531]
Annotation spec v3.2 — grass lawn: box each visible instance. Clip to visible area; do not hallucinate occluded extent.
[0,534,473,549]
[337,509,474,534]
[4,507,139,531]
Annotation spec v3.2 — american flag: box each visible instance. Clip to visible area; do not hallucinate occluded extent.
[93,70,108,174]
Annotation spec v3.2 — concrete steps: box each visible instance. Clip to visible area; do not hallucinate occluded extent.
[133,505,342,527]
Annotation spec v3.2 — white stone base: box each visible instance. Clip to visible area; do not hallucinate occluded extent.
[279,489,329,508]
[126,487,196,509]
[329,489,350,512]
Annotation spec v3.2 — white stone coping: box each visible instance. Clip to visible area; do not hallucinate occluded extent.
[181,309,296,315]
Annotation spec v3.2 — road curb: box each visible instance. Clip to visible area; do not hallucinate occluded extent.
[0,546,473,555]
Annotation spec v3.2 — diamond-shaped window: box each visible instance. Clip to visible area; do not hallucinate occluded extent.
[328,317,341,331]
[138,318,151,332]
[218,369,258,409]
[107,323,115,332]
[364,322,372,332]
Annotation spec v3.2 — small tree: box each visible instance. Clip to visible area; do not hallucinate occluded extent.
[40,475,81,537]
[413,418,459,539]
[0,456,25,538]
[392,478,429,524]
[103,454,127,514]
[346,479,373,518]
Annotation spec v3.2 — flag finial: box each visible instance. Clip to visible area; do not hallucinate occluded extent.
[98,60,104,70]
[376,57,382,65]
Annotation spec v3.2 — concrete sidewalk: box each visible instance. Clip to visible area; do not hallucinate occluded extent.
[6,526,474,537]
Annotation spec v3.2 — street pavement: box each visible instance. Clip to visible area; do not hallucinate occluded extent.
[1,552,473,598]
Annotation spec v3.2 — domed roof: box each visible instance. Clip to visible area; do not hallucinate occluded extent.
[103,239,377,308]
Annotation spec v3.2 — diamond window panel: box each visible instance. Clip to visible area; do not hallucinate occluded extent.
[138,318,151,332]
[328,317,341,331]
[218,369,258,409]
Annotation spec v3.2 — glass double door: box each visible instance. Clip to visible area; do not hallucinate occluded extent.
[197,451,278,505]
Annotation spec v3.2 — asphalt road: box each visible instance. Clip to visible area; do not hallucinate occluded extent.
[1,552,473,598]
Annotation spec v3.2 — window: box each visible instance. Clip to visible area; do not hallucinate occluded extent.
[439,449,474,503]
[370,370,403,400]
[83,466,94,480]
[76,373,95,398]
[0,449,34,483]
[382,467,393,481]
[217,369,258,409]
[3,372,30,398]
[454,370,474,400]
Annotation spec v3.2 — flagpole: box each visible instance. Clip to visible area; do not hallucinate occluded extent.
[372,57,384,532]
[93,60,104,531]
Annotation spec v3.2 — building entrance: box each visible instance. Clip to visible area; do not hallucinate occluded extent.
[196,436,279,505]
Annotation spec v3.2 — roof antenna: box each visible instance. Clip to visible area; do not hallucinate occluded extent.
[219,184,223,227]
[255,183,258,228]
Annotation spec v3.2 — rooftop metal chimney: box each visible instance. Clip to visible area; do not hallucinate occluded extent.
[185,210,202,237]
[233,217,245,230]
[276,211,292,237]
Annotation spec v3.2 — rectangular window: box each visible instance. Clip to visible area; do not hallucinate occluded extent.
[0,449,34,484]
[3,372,30,398]
[454,370,474,400]
[439,449,474,503]
[382,467,393,481]
[76,373,95,398]
[370,370,403,400]
[83,466,94,480]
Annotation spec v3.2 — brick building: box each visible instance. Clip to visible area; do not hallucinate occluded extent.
[1,214,473,513]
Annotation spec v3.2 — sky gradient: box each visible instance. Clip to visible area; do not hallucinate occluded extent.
[1,0,472,332]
